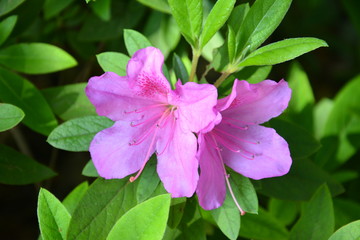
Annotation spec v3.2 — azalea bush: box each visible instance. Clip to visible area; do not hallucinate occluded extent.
[1,0,360,239]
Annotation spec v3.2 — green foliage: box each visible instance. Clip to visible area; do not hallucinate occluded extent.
[136,156,160,203]
[62,182,89,215]
[124,29,152,56]
[0,103,24,132]
[0,0,25,17]
[0,15,17,46]
[82,160,99,177]
[96,52,130,76]
[329,220,360,240]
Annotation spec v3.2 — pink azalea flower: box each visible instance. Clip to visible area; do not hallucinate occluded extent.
[196,79,292,212]
[85,47,218,197]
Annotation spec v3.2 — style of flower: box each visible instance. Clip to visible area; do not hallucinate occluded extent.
[86,47,218,197]
[196,79,292,213]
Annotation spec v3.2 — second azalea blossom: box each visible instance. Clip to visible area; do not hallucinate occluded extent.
[86,47,218,197]
[196,79,292,212]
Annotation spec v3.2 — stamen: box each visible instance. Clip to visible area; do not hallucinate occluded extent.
[130,112,163,127]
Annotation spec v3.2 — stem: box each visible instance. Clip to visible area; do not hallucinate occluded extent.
[214,71,231,88]
[189,49,201,82]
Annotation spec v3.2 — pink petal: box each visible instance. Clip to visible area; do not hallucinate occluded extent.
[170,81,218,133]
[223,79,291,125]
[126,47,171,102]
[218,124,292,180]
[155,117,198,197]
[90,121,156,179]
[196,133,226,210]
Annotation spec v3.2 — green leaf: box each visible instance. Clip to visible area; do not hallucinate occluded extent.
[47,116,113,152]
[173,53,189,84]
[124,29,152,56]
[38,188,71,240]
[168,0,202,47]
[136,156,160,203]
[0,15,17,46]
[236,0,292,57]
[0,103,24,132]
[199,0,235,48]
[82,160,99,177]
[90,0,111,21]
[168,199,186,229]
[329,220,360,240]
[210,189,240,240]
[259,159,344,201]
[0,43,77,74]
[0,0,25,17]
[268,199,298,226]
[178,219,206,240]
[42,83,96,121]
[202,31,224,62]
[289,185,334,240]
[333,199,360,229]
[240,207,289,240]
[0,144,56,185]
[227,25,236,63]
[229,173,258,214]
[67,178,137,240]
[44,0,74,20]
[137,0,170,13]
[0,67,58,135]
[107,194,171,240]
[314,98,333,139]
[228,3,250,35]
[96,52,130,76]
[238,38,328,67]
[62,182,89,215]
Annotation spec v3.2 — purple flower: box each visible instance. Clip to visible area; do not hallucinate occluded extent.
[85,47,218,197]
[196,79,292,212]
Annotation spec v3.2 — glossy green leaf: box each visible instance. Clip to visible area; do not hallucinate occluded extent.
[0,43,77,74]
[0,103,24,132]
[210,189,240,240]
[47,116,113,152]
[136,156,160,203]
[228,3,250,34]
[0,0,25,17]
[0,15,17,46]
[289,185,334,240]
[199,0,235,48]
[229,173,258,214]
[0,144,56,185]
[137,0,170,13]
[168,0,202,47]
[238,38,328,67]
[0,67,58,135]
[42,83,96,121]
[107,194,171,240]
[90,0,111,21]
[259,159,344,201]
[38,188,71,240]
[173,53,189,84]
[268,199,298,226]
[67,178,137,240]
[329,220,360,240]
[62,182,89,215]
[44,0,74,19]
[124,29,152,56]
[240,207,289,240]
[227,25,236,63]
[236,0,292,57]
[96,52,130,76]
[82,160,99,177]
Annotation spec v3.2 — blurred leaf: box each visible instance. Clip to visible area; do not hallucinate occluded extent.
[314,98,333,139]
[240,207,289,240]
[0,144,57,185]
[228,3,250,34]
[44,0,74,19]
[0,103,24,132]
[173,53,189,84]
[168,199,186,229]
[137,0,170,13]
[0,67,58,135]
[42,83,96,121]
[268,199,298,226]
[47,116,113,152]
[199,0,235,48]
[136,156,160,203]
[168,0,202,47]
[0,0,25,17]
[124,29,152,56]
[107,194,171,240]
[82,160,99,177]
[0,43,77,74]
[342,0,360,37]
[289,185,334,240]
[236,0,292,57]
[62,182,89,215]
[259,159,344,201]
[202,31,224,62]
[229,173,258,214]
[332,170,358,183]
[90,0,111,21]
[96,52,130,76]
[178,219,206,240]
[0,15,17,46]
[329,220,360,240]
[333,198,360,229]
[38,188,71,240]
[67,178,137,240]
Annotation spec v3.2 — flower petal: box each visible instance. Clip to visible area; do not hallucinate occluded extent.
[218,124,292,180]
[196,133,226,210]
[171,81,218,133]
[90,121,156,179]
[127,47,170,101]
[223,79,291,125]
[156,118,198,197]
